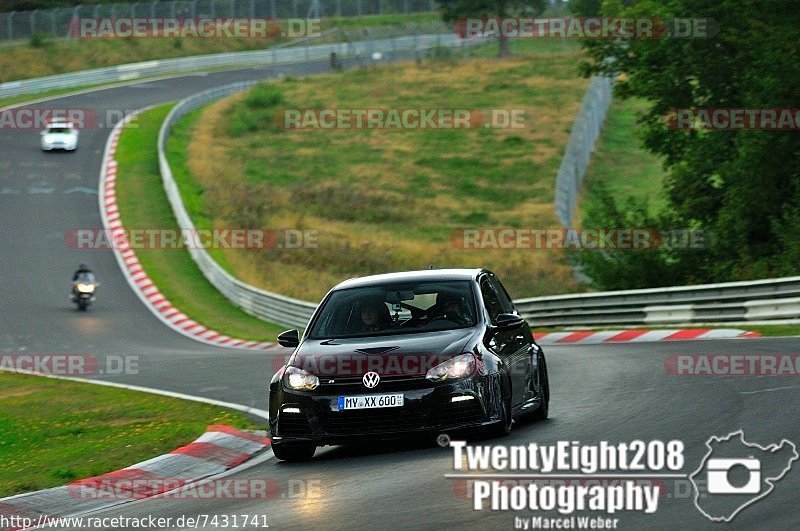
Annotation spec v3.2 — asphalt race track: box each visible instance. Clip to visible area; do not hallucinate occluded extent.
[1,55,799,530]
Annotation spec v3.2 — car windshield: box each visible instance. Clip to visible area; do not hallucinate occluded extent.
[308,280,478,339]
[47,127,71,134]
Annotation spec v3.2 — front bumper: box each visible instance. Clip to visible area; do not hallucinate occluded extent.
[270,374,503,446]
[42,142,77,151]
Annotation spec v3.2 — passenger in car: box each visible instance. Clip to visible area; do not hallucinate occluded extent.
[359,300,391,332]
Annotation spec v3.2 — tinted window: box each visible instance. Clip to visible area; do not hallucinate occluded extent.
[308,280,477,339]
[488,275,515,314]
[479,278,503,324]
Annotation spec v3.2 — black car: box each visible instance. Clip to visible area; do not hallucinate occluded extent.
[268,269,549,461]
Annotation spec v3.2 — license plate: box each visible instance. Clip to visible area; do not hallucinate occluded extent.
[337,394,404,411]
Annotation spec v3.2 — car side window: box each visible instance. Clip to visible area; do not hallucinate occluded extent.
[480,278,503,324]
[488,276,515,314]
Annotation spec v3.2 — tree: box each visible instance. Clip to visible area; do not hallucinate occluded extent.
[439,0,547,57]
[574,0,800,286]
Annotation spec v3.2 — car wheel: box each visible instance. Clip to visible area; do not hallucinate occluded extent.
[530,352,549,421]
[272,442,316,462]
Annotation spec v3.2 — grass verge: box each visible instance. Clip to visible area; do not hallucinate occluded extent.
[114,104,286,341]
[0,371,260,497]
[171,40,589,301]
[580,96,669,216]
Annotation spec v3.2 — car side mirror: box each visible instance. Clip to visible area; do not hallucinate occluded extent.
[277,329,300,348]
[494,313,524,330]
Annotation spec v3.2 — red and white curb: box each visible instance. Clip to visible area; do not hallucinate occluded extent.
[99,108,286,351]
[533,328,761,345]
[0,425,270,530]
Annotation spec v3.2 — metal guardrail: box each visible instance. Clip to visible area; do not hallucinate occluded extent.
[157,32,475,328]
[159,80,317,328]
[514,277,800,327]
[0,23,451,99]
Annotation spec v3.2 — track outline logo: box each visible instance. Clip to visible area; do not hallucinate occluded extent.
[689,430,798,522]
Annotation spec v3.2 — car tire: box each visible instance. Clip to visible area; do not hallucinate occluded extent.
[272,442,316,462]
[530,352,549,421]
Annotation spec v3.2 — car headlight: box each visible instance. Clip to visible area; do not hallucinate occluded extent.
[426,353,476,381]
[76,283,95,293]
[284,366,319,390]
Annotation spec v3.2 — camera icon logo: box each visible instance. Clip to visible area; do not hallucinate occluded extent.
[706,457,761,494]
[690,430,798,522]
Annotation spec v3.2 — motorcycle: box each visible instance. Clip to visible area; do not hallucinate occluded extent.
[71,275,98,311]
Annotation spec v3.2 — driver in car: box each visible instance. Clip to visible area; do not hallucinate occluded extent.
[430,292,472,326]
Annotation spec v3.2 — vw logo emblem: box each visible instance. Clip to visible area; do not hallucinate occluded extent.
[362,371,380,388]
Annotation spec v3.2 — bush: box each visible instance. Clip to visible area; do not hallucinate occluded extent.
[29,32,50,48]
[570,182,704,290]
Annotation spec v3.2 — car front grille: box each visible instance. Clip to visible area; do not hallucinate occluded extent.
[437,399,485,427]
[321,408,428,435]
[317,374,431,392]
[278,413,313,436]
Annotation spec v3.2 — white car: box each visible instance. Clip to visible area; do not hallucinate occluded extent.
[41,122,79,151]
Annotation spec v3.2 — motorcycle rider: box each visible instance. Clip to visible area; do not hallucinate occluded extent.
[71,264,96,300]
[72,263,93,282]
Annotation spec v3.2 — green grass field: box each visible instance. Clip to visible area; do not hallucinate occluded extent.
[114,104,286,340]
[171,39,589,301]
[0,371,260,497]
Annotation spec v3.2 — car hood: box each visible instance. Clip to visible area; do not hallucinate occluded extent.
[290,328,480,379]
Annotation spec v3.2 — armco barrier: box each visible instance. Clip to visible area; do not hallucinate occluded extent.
[159,80,317,328]
[157,33,477,328]
[514,276,800,327]
[0,24,455,99]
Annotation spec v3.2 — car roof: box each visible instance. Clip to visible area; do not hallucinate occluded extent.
[332,269,487,290]
[46,122,74,128]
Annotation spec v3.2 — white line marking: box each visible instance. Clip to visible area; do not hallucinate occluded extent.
[739,386,800,395]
